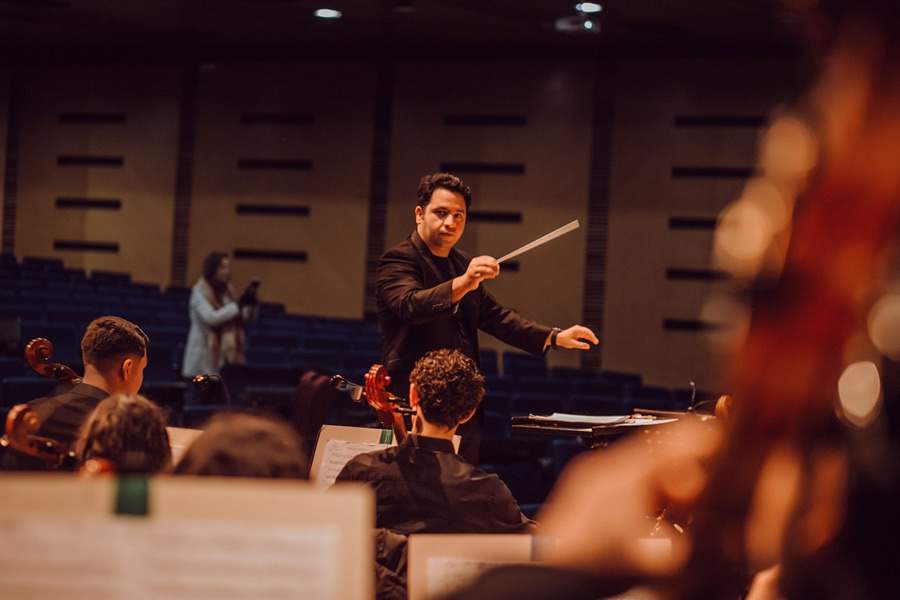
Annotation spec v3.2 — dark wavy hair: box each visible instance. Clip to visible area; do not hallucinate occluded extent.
[75,394,172,473]
[201,251,229,299]
[416,172,472,210]
[81,316,148,375]
[173,414,308,479]
[410,349,485,429]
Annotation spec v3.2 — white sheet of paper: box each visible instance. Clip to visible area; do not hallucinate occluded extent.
[318,439,391,487]
[0,516,339,600]
[426,558,518,598]
[527,413,630,425]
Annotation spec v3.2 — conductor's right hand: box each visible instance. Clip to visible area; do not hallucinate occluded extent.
[462,256,500,291]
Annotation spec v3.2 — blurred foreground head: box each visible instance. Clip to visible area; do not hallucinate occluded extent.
[173,413,308,479]
[75,393,171,474]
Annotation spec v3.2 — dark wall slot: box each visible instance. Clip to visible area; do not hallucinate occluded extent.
[240,113,315,125]
[468,211,522,224]
[59,113,126,124]
[663,319,725,332]
[56,197,121,210]
[235,204,310,217]
[233,248,308,262]
[54,240,119,253]
[673,115,765,128]
[665,268,729,281]
[57,155,124,167]
[238,159,312,171]
[671,166,753,179]
[443,114,527,126]
[439,162,525,175]
[669,216,717,230]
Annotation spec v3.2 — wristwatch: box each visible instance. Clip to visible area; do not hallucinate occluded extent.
[550,327,562,350]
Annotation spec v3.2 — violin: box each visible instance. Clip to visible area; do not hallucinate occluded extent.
[1,337,80,468]
[331,364,412,444]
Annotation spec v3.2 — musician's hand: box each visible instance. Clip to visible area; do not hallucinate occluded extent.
[463,256,500,290]
[539,420,722,578]
[556,325,599,350]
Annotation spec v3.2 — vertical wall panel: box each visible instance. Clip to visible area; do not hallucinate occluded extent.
[15,66,179,285]
[189,62,375,318]
[602,58,797,389]
[387,60,595,368]
[0,70,9,251]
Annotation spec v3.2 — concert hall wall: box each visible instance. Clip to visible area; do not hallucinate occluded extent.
[0,56,798,388]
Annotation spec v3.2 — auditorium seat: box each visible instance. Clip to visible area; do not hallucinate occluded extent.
[510,392,563,415]
[140,381,187,425]
[19,321,80,365]
[503,352,547,377]
[479,349,499,376]
[0,376,59,408]
[566,393,628,415]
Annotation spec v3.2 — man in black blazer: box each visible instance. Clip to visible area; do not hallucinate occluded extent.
[375,172,598,463]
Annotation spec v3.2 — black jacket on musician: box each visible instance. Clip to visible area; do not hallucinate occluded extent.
[375,232,551,462]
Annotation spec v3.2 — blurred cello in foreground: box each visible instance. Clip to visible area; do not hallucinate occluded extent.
[0,337,80,468]
[673,3,900,597]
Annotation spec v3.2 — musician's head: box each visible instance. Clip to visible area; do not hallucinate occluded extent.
[173,413,308,479]
[81,316,149,395]
[409,348,485,435]
[202,251,231,293]
[75,393,172,474]
[415,172,471,257]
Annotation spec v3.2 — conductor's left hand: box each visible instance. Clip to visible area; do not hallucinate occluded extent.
[557,325,599,350]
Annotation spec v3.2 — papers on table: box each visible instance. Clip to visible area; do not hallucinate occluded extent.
[525,413,679,427]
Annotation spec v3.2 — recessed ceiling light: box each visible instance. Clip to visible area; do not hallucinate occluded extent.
[314,8,342,19]
[583,19,594,30]
[575,2,602,14]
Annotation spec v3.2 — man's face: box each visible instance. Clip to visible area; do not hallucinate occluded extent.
[415,188,467,256]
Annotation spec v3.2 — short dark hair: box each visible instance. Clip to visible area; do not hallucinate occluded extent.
[416,172,472,210]
[410,349,484,429]
[173,414,308,479]
[75,394,172,473]
[81,316,148,374]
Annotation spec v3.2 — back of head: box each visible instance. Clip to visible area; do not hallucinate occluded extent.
[416,172,472,210]
[173,413,308,479]
[410,349,485,429]
[75,394,172,473]
[81,316,148,375]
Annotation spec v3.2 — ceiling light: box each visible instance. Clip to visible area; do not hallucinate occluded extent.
[583,19,594,30]
[575,2,602,14]
[314,8,342,19]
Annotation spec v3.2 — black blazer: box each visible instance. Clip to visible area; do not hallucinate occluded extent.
[376,231,551,392]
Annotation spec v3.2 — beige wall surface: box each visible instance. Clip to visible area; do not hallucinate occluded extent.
[387,60,595,368]
[189,62,376,318]
[602,58,798,389]
[14,66,179,286]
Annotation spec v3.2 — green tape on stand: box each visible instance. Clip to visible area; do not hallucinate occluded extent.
[379,429,393,444]
[115,476,150,516]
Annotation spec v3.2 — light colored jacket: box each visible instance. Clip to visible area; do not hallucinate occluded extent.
[181,278,257,377]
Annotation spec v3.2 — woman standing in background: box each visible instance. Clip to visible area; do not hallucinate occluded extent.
[182,252,259,378]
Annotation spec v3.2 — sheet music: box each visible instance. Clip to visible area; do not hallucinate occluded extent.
[426,558,521,598]
[0,516,339,600]
[317,439,391,487]
[527,413,630,425]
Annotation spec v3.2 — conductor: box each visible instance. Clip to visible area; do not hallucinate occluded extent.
[375,172,598,464]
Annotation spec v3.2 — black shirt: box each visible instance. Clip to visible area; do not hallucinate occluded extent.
[336,434,533,535]
[1,382,108,471]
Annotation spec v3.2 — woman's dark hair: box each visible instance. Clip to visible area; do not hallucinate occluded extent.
[410,349,484,429]
[416,172,472,210]
[75,394,172,474]
[173,414,308,479]
[201,251,229,298]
